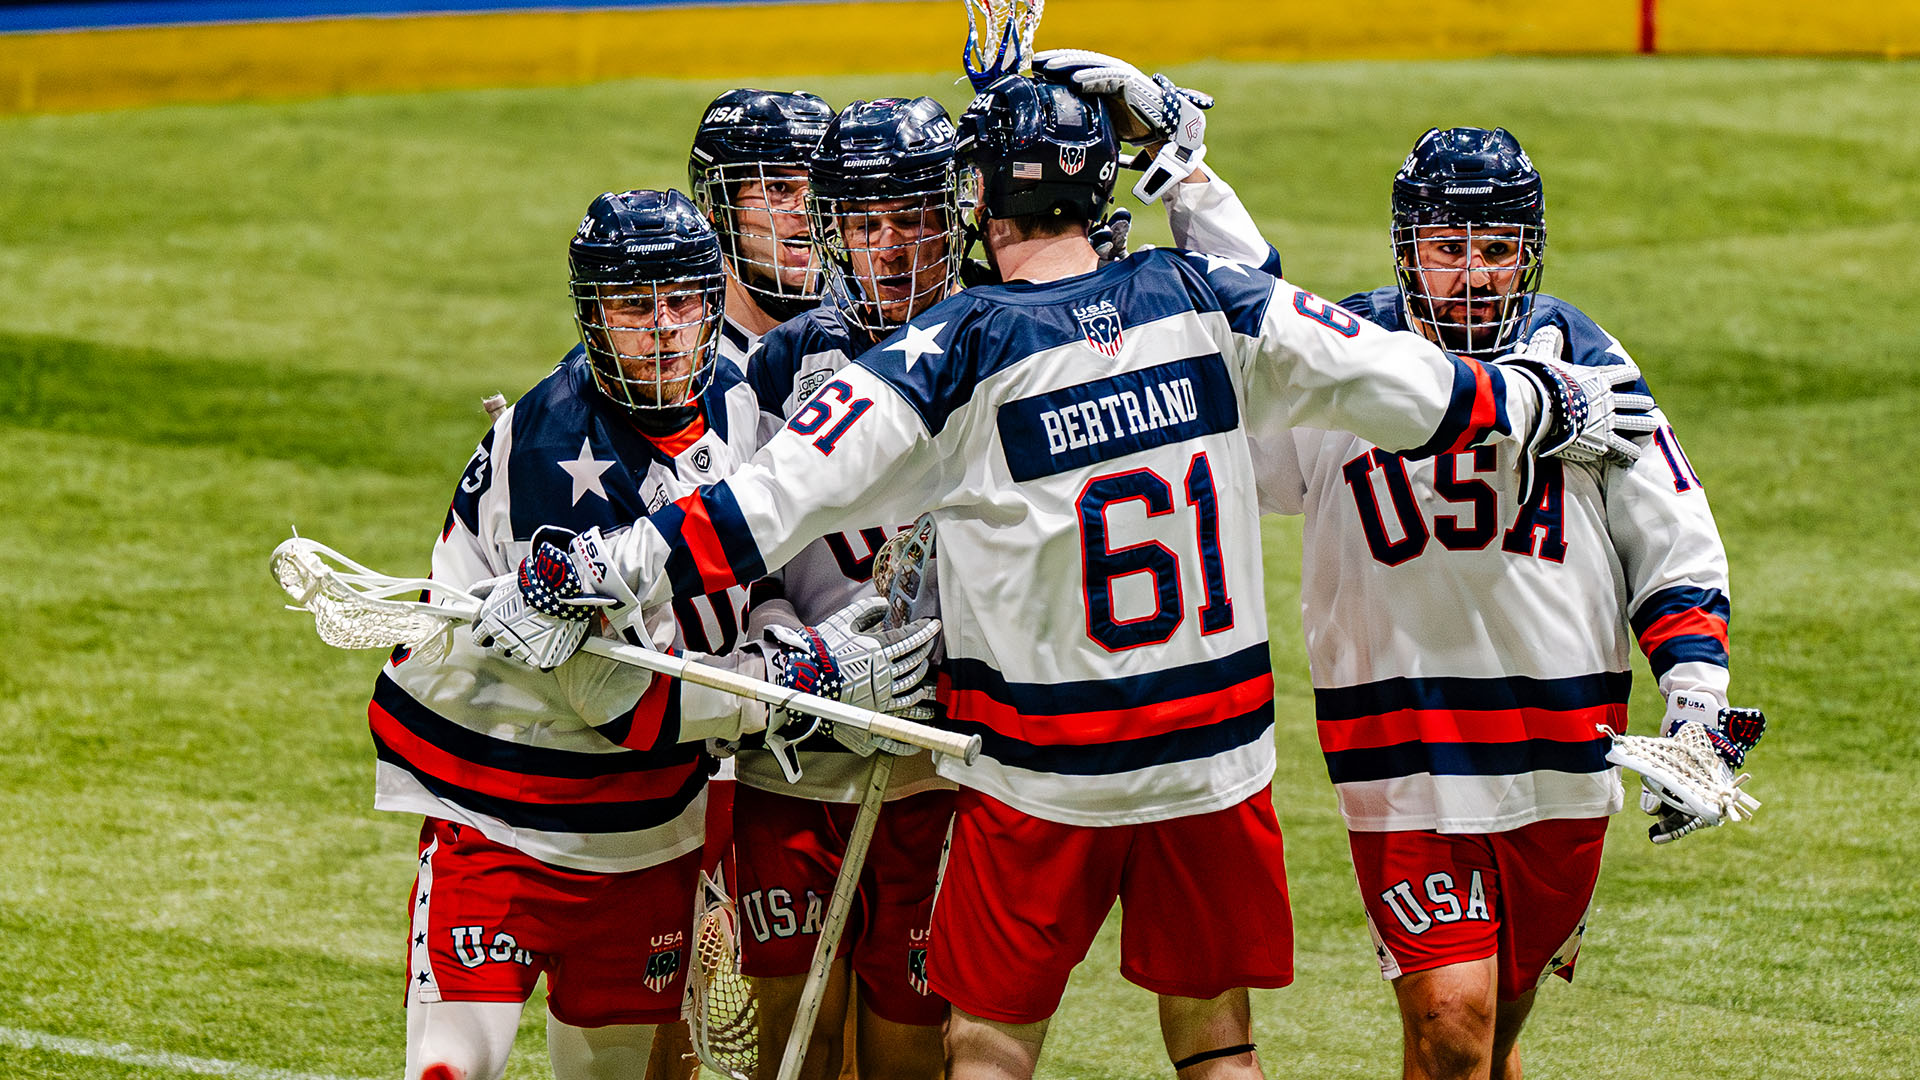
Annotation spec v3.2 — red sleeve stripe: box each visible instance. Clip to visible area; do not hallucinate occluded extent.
[941,671,1275,747]
[1444,357,1501,454]
[1636,608,1729,654]
[369,700,697,805]
[1316,702,1628,755]
[675,494,738,596]
[615,674,675,752]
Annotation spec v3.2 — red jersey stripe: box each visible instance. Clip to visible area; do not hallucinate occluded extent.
[942,671,1275,747]
[617,673,675,751]
[1636,608,1729,653]
[369,701,699,805]
[676,495,737,596]
[1445,358,1497,454]
[1315,702,1629,754]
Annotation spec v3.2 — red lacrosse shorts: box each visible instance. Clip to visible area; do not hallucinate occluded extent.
[732,784,956,1025]
[408,819,699,1027]
[1347,815,1610,1000]
[929,786,1294,1025]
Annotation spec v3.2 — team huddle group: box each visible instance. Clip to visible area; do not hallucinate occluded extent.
[363,47,1763,1080]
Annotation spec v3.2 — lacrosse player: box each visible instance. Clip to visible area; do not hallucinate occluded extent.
[475,72,1660,1079]
[380,189,937,1080]
[1251,127,1765,1080]
[690,88,836,368]
[738,83,1296,1080]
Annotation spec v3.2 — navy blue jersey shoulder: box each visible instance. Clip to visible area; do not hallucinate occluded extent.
[498,348,740,540]
[852,248,1278,436]
[748,305,861,416]
[1338,286,1408,332]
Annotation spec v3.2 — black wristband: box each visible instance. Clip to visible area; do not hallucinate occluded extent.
[1173,1044,1255,1071]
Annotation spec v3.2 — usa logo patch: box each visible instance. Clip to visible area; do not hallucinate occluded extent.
[643,931,684,993]
[1073,299,1124,358]
[1059,145,1087,176]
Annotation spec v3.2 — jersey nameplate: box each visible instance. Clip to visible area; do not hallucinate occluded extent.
[997,353,1241,482]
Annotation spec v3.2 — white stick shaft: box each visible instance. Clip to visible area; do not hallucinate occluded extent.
[438,598,981,764]
[774,752,894,1080]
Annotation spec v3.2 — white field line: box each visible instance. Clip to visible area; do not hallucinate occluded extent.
[0,1026,376,1080]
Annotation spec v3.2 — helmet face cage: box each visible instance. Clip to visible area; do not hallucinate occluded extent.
[810,161,965,338]
[571,270,726,412]
[692,161,819,319]
[1392,217,1544,359]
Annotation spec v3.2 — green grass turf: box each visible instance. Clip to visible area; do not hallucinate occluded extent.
[2,55,1916,1079]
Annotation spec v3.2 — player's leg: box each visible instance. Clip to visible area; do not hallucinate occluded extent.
[848,787,955,1080]
[1489,990,1537,1080]
[1118,787,1293,1080]
[751,962,856,1080]
[646,1020,697,1080]
[404,820,551,1080]
[1389,958,1500,1080]
[406,1000,523,1080]
[1158,989,1261,1080]
[546,1016,657,1080]
[856,1001,943,1080]
[932,790,1126,1080]
[946,1011,1048,1080]
[543,849,702,1080]
[733,784,861,1080]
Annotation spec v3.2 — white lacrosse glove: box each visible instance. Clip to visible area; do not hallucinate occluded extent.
[1033,48,1212,202]
[755,602,942,780]
[471,525,636,671]
[1632,690,1769,843]
[1498,325,1659,501]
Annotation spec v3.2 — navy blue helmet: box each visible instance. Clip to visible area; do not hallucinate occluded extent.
[1391,126,1546,358]
[808,97,965,338]
[956,74,1120,225]
[688,89,835,322]
[569,190,726,414]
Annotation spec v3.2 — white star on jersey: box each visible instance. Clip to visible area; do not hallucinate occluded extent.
[558,437,614,505]
[887,321,948,371]
[1199,253,1253,277]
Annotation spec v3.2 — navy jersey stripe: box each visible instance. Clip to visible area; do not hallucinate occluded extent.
[946,642,1271,715]
[1630,585,1731,638]
[1314,671,1633,724]
[952,700,1274,777]
[372,737,706,834]
[1323,735,1614,784]
[373,673,697,777]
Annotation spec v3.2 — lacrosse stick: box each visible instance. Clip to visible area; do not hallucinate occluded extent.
[688,869,758,1080]
[773,515,939,1080]
[1599,722,1761,829]
[269,535,980,764]
[964,0,1045,89]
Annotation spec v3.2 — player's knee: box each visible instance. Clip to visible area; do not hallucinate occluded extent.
[1404,989,1496,1079]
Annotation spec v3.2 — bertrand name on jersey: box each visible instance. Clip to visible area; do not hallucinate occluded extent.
[998,354,1241,482]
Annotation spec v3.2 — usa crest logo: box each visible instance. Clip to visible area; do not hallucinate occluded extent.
[1059,145,1087,176]
[643,931,684,993]
[1073,300,1124,358]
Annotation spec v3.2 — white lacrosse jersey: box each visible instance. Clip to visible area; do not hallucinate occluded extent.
[605,247,1540,827]
[740,303,928,802]
[369,347,778,872]
[1259,287,1732,834]
[719,314,762,374]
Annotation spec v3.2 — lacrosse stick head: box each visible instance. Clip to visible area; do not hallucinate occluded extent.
[963,0,1044,90]
[872,515,939,630]
[687,873,758,1080]
[271,536,466,660]
[1601,723,1761,829]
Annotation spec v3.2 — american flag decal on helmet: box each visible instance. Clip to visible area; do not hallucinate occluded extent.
[1073,299,1124,358]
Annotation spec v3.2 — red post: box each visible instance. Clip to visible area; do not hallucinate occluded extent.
[1639,0,1658,54]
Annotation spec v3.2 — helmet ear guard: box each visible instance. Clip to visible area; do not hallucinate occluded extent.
[1390,126,1546,358]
